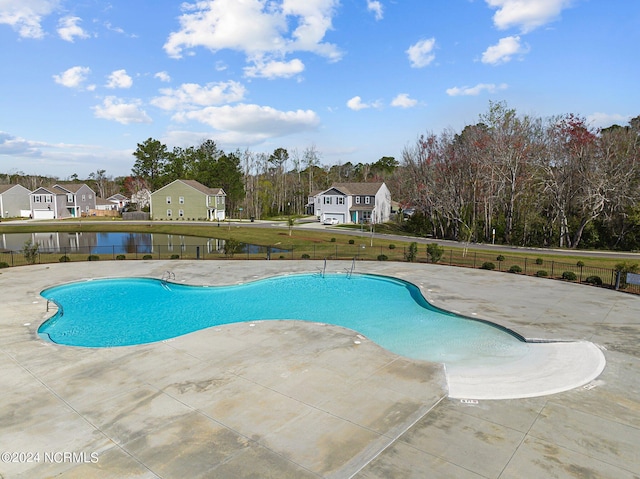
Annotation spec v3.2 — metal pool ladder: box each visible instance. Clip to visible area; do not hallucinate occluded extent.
[345,257,355,279]
[161,270,175,285]
[318,258,327,278]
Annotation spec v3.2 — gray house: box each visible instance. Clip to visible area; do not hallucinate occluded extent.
[0,184,31,218]
[312,182,392,224]
[30,183,96,219]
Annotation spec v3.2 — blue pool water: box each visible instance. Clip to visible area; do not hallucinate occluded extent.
[39,273,530,363]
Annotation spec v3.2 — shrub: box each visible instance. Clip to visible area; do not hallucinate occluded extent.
[481,262,496,270]
[59,255,70,262]
[0,262,9,269]
[170,254,180,259]
[405,242,418,262]
[388,244,396,250]
[562,271,577,281]
[301,253,311,259]
[330,237,336,242]
[142,254,153,260]
[496,255,505,262]
[535,258,543,265]
[279,255,285,259]
[377,254,388,261]
[87,255,100,261]
[585,275,603,285]
[223,239,242,257]
[116,254,126,260]
[22,239,39,265]
[536,270,548,277]
[426,243,444,263]
[508,265,522,273]
[348,239,355,244]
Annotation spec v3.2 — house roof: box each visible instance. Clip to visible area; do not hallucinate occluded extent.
[0,184,29,194]
[95,197,113,206]
[53,183,93,194]
[154,179,225,196]
[31,186,58,195]
[323,182,385,196]
[107,194,128,201]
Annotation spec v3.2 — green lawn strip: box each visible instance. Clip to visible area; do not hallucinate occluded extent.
[0,221,636,271]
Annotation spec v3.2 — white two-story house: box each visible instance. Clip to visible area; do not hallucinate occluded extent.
[311,182,392,224]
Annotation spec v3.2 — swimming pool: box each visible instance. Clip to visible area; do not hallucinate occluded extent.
[39,273,530,365]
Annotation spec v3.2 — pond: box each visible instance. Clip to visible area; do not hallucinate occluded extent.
[0,232,287,257]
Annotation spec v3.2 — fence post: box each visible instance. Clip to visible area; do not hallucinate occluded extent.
[524,257,528,275]
[551,261,554,277]
[474,252,476,268]
[449,249,452,265]
[10,250,13,266]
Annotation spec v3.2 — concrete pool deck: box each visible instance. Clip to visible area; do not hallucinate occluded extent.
[1,260,639,478]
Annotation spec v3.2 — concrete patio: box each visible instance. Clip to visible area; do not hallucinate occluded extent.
[0,260,639,478]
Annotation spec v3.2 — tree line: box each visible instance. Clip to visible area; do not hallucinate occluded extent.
[399,101,640,250]
[2,101,638,250]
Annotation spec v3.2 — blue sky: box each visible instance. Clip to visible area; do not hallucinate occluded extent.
[0,0,638,179]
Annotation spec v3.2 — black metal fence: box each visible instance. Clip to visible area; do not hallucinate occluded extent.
[1,242,638,294]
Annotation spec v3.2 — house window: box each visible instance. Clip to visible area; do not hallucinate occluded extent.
[167,209,172,217]
[355,196,360,204]
[179,209,184,217]
[82,194,86,201]
[46,195,52,202]
[324,196,332,204]
[365,196,371,204]
[34,195,41,203]
[337,197,345,205]
[67,194,73,202]
[179,196,185,204]
[89,194,93,200]
[166,196,171,204]
[86,206,90,212]
[362,211,371,222]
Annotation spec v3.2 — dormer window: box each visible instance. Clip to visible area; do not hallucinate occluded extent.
[365,196,371,204]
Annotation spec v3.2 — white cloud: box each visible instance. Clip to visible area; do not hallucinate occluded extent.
[93,97,152,124]
[57,16,89,42]
[151,81,247,110]
[244,58,305,79]
[446,83,508,96]
[391,93,417,108]
[154,71,171,83]
[53,66,92,89]
[346,96,382,111]
[0,0,59,39]
[347,96,367,111]
[0,131,45,157]
[173,103,320,142]
[486,0,574,33]
[367,0,383,20]
[106,69,133,89]
[481,35,528,64]
[587,112,632,129]
[406,38,436,68]
[163,0,342,70]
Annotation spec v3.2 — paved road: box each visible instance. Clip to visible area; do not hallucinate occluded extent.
[2,217,640,260]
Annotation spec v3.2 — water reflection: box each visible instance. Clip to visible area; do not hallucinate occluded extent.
[0,232,286,256]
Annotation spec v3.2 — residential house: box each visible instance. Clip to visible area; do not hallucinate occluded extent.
[30,183,96,219]
[150,179,226,221]
[0,184,31,218]
[312,182,392,224]
[107,194,129,210]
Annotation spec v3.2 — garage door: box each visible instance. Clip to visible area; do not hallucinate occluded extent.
[33,209,55,219]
